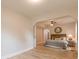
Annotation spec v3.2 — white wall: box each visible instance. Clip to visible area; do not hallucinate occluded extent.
[1,8,34,58]
[75,22,77,42]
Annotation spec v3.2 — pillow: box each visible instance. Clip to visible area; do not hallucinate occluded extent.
[55,38,61,40]
[61,37,67,40]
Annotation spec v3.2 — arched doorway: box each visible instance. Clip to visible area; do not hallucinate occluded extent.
[33,20,50,47]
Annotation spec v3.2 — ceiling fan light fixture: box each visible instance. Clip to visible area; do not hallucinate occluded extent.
[50,20,54,26]
[50,23,54,26]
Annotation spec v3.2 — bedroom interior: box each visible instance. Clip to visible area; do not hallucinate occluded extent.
[35,15,77,50]
[1,0,77,59]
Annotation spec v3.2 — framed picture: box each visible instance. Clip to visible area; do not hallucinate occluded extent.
[54,27,62,33]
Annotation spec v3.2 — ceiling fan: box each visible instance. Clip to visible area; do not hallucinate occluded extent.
[44,15,72,28]
[44,18,56,28]
[49,19,56,26]
[48,15,71,26]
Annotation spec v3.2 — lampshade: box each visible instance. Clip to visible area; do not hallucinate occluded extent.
[68,34,72,38]
[67,34,73,40]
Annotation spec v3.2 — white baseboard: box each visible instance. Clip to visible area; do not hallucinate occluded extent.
[2,47,33,59]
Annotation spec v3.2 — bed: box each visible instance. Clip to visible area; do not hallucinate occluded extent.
[45,40,68,49]
[45,34,68,49]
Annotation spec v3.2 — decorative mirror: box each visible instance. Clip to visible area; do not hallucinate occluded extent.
[54,27,62,33]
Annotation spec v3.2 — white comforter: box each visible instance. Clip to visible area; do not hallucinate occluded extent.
[45,40,68,49]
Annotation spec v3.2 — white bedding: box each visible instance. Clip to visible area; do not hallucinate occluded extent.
[45,40,68,49]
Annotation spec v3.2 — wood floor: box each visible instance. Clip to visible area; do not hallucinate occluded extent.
[8,45,77,59]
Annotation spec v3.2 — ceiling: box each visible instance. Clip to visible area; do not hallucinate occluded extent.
[36,15,76,28]
[2,0,77,21]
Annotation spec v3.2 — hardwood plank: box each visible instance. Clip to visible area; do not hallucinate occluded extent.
[8,45,77,59]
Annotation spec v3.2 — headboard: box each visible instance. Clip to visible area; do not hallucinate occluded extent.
[51,34,67,40]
